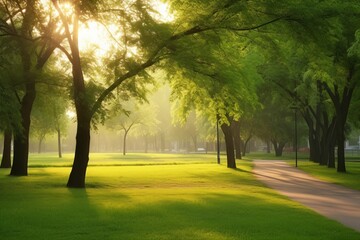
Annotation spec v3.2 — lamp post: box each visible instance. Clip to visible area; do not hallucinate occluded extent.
[216,114,220,164]
[290,105,298,168]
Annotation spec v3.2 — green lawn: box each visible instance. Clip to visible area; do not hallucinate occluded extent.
[25,152,217,167]
[0,153,359,239]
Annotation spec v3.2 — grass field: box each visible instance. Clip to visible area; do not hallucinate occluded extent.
[0,153,359,239]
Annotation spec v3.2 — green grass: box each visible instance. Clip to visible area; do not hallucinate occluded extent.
[25,152,218,167]
[0,153,359,239]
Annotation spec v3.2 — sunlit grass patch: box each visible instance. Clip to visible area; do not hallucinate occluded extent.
[1,155,359,239]
[26,152,218,167]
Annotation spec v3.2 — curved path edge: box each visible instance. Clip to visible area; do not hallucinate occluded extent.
[253,160,360,232]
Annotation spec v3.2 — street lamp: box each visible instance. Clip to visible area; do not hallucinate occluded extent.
[216,114,220,164]
[290,105,298,168]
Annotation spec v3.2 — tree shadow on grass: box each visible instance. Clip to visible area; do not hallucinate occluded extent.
[82,192,360,240]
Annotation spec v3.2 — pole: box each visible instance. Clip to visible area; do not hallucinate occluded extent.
[295,109,298,168]
[216,115,220,164]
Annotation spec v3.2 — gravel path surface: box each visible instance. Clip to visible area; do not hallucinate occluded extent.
[253,160,360,232]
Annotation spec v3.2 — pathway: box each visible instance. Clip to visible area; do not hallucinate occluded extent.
[253,160,360,232]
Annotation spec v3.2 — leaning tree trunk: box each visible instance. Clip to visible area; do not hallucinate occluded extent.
[66,83,92,187]
[1,130,12,168]
[221,123,236,169]
[66,33,91,187]
[65,7,93,188]
[67,110,91,188]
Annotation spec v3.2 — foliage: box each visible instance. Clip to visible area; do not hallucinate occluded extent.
[31,85,69,144]
[0,40,22,133]
[168,31,262,126]
[106,98,160,148]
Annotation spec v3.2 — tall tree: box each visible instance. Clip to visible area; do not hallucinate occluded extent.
[0,40,21,168]
[0,83,21,168]
[0,0,64,175]
[49,0,291,186]
[169,33,262,168]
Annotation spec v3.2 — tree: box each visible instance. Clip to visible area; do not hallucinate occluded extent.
[169,32,262,168]
[0,39,21,168]
[31,84,69,156]
[0,0,64,175]
[106,99,159,155]
[254,83,294,157]
[0,84,21,168]
[49,0,345,186]
[49,0,288,186]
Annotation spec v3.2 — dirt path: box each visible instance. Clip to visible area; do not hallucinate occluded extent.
[253,160,360,232]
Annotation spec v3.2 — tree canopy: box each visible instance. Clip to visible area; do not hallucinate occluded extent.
[1,0,360,187]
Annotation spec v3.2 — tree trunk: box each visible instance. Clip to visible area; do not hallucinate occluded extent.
[66,8,93,188]
[38,135,44,154]
[328,144,335,168]
[191,135,197,152]
[266,140,271,153]
[11,79,36,176]
[144,135,148,153]
[160,132,165,152]
[242,137,252,156]
[1,130,12,168]
[221,123,236,169]
[308,127,317,162]
[123,130,128,156]
[240,140,245,156]
[67,118,91,188]
[319,136,328,166]
[10,0,37,177]
[303,110,321,163]
[337,124,346,173]
[231,120,242,159]
[57,128,62,158]
[272,140,285,157]
[326,121,337,168]
[322,72,355,172]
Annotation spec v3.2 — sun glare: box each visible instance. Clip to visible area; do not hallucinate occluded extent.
[78,21,115,57]
[66,110,76,119]
[150,0,174,22]
[38,0,174,60]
